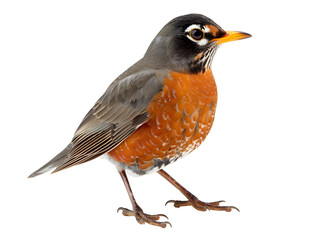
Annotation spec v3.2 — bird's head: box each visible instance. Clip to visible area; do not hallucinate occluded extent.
[144,14,251,74]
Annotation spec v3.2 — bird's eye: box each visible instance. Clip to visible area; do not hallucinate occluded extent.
[190,28,204,41]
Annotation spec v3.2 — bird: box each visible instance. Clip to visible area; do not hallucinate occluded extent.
[28,13,251,228]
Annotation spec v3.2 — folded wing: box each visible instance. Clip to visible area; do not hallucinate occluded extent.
[53,64,165,173]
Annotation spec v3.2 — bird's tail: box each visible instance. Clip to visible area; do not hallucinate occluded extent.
[28,144,72,178]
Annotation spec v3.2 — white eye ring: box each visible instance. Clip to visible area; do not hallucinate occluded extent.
[185,24,209,46]
[185,24,210,33]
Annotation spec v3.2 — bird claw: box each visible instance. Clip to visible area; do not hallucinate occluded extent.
[166,198,239,212]
[117,207,172,228]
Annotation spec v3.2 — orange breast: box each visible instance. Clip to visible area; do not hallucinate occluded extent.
[108,70,217,171]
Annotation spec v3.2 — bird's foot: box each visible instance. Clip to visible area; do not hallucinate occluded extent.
[117,205,172,228]
[166,196,239,212]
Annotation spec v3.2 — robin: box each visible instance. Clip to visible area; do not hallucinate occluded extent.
[29,13,251,228]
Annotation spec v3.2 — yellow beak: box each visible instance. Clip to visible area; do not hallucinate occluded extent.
[213,31,252,45]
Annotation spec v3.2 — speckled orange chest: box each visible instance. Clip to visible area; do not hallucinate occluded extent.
[108,70,217,172]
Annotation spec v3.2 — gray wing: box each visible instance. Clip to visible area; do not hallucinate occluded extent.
[53,63,166,173]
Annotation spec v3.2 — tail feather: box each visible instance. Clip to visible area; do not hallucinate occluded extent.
[28,144,72,178]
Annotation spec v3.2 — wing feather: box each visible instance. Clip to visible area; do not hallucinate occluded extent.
[52,62,166,173]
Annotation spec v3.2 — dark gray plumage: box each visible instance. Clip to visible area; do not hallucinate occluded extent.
[29,66,166,176]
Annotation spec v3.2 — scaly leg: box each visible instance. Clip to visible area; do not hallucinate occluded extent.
[117,170,171,228]
[158,169,239,212]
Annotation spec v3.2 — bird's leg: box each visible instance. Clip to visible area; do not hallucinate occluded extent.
[117,170,171,228]
[158,169,239,212]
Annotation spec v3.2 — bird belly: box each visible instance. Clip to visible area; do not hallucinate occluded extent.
[108,70,217,175]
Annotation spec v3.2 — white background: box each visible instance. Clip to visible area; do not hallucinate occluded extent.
[1,0,319,239]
